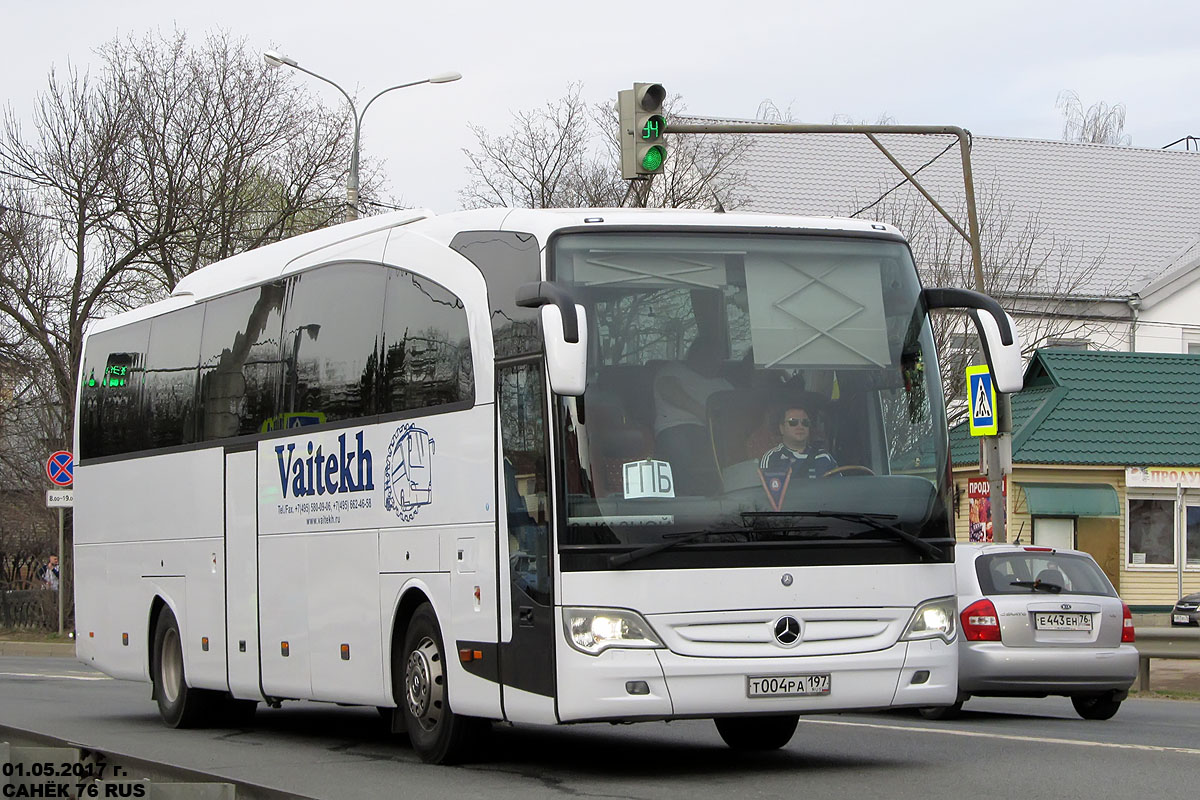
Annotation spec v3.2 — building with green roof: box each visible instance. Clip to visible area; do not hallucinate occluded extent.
[949,349,1200,611]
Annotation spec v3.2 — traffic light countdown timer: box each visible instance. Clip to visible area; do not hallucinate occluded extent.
[618,83,667,179]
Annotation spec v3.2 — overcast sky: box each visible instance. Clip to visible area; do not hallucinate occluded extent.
[5,1,1198,213]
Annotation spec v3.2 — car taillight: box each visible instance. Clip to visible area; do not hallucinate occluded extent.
[1023,546,1054,552]
[1121,602,1135,643]
[961,598,1002,641]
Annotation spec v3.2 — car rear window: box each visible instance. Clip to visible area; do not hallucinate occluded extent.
[975,552,1116,597]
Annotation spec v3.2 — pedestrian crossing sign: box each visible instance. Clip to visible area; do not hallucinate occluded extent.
[966,365,998,436]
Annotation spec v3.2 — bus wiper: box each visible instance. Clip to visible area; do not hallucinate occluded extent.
[746,510,941,560]
[1009,579,1063,593]
[608,529,748,569]
[826,512,942,560]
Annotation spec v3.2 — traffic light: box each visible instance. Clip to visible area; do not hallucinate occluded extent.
[619,82,667,179]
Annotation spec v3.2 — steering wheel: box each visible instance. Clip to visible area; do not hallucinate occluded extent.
[822,465,875,478]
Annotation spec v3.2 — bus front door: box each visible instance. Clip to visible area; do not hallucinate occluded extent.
[497,361,557,721]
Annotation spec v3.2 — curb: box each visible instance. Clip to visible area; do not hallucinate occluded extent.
[0,641,77,658]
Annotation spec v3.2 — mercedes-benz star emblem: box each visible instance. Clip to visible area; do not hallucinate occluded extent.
[774,616,801,646]
[781,573,793,586]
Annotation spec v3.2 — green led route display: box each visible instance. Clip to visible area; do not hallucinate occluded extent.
[86,354,136,389]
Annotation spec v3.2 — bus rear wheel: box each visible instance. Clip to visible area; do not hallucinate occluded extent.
[714,714,799,751]
[151,607,214,728]
[397,604,487,764]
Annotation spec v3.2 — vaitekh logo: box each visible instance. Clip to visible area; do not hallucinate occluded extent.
[385,423,435,521]
[274,431,374,498]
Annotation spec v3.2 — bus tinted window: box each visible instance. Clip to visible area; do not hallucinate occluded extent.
[380,270,474,413]
[450,230,541,358]
[280,263,387,425]
[79,321,150,459]
[198,283,285,440]
[145,306,203,448]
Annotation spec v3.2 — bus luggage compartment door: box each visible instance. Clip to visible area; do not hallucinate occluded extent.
[225,449,266,701]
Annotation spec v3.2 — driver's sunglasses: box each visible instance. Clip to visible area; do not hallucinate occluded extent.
[785,417,812,428]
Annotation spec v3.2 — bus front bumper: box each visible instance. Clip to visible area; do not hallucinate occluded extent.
[555,637,957,722]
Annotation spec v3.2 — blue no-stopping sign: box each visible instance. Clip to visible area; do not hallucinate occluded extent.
[46,450,74,487]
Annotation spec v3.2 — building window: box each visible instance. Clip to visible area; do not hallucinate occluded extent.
[1189,506,1200,567]
[1127,498,1176,566]
[1044,338,1090,351]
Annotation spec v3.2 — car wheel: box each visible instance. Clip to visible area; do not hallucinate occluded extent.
[714,715,799,750]
[917,701,964,720]
[151,607,217,728]
[398,603,487,764]
[1071,693,1122,721]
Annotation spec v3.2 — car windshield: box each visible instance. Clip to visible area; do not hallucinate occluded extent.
[976,552,1117,597]
[550,231,951,565]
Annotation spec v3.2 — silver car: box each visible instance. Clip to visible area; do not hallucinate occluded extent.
[920,543,1138,721]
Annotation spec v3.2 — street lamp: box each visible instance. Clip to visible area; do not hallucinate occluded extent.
[263,50,461,223]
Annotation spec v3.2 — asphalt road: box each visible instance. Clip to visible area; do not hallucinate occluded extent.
[1,656,1197,800]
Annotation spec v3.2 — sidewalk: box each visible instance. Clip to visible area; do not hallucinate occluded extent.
[0,640,76,657]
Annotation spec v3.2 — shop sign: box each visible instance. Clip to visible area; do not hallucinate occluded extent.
[967,475,1007,543]
[1125,466,1200,489]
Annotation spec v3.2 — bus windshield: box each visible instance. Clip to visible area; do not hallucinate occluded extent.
[551,231,951,565]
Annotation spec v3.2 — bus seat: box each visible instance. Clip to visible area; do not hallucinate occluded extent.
[706,389,772,469]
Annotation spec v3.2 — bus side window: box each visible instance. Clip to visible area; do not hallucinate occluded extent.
[198,283,285,440]
[279,263,387,423]
[379,269,474,414]
[79,321,150,459]
[145,306,204,448]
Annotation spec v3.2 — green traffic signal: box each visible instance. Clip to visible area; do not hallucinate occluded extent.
[641,145,665,172]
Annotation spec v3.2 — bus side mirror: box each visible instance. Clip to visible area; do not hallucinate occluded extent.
[968,308,1023,393]
[923,287,1023,393]
[541,303,588,396]
[516,281,588,396]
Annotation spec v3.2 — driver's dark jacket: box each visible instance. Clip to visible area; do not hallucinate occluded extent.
[758,445,837,479]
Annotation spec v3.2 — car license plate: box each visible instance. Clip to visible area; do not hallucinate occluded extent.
[1034,612,1092,631]
[1175,614,1191,624]
[747,674,830,697]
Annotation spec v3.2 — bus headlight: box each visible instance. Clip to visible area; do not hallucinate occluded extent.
[901,597,957,644]
[562,608,664,656]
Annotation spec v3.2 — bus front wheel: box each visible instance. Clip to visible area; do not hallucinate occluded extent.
[714,714,799,750]
[397,603,487,764]
[151,607,213,728]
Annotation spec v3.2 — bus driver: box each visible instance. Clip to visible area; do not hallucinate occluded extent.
[758,402,838,479]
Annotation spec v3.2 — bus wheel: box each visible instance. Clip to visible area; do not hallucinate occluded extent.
[151,607,212,728]
[917,700,964,720]
[398,604,485,764]
[714,714,799,750]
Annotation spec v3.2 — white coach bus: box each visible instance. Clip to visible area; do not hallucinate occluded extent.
[73,208,1021,763]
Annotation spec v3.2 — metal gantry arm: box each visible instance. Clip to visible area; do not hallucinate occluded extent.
[664,122,986,295]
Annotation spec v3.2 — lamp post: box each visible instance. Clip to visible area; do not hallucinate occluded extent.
[263,51,461,222]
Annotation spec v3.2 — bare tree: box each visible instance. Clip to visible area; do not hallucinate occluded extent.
[460,85,752,211]
[0,31,366,620]
[854,180,1106,425]
[1056,90,1131,146]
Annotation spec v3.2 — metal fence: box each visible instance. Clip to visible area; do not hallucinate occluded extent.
[1135,627,1200,692]
[0,584,57,630]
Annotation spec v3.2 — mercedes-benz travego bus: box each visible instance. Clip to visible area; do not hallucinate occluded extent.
[73,208,1022,763]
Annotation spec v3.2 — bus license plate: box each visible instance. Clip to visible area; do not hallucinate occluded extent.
[1034,612,1091,631]
[747,674,830,698]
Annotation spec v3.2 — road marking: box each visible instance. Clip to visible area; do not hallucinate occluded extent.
[0,671,112,681]
[800,718,1200,756]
